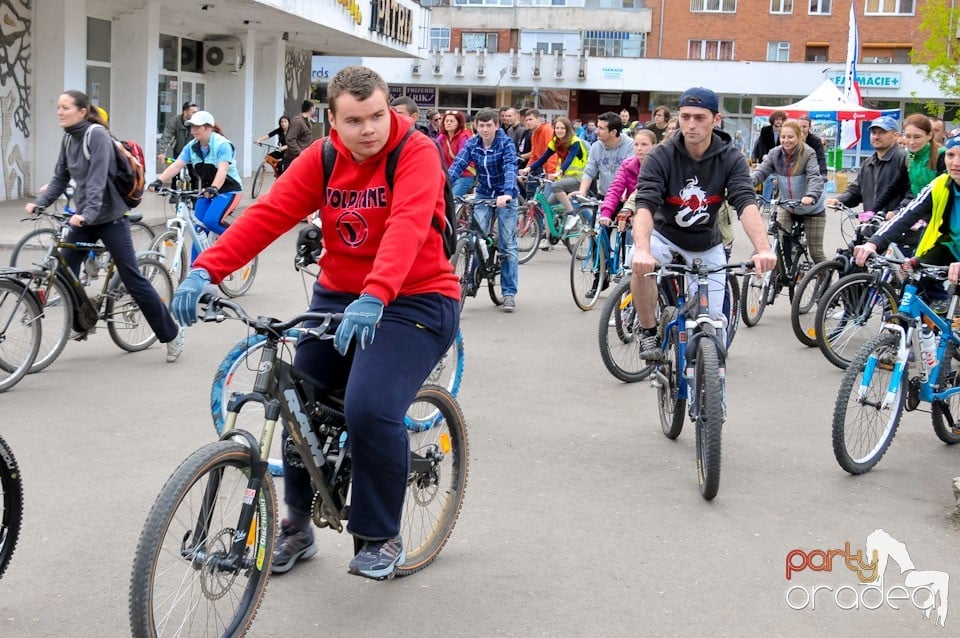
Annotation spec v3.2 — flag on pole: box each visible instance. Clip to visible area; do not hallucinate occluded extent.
[839,1,862,149]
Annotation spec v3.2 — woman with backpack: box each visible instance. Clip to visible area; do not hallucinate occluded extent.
[24,89,184,362]
[150,110,243,237]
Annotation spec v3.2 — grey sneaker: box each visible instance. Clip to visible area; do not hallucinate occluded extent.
[165,327,184,363]
[502,296,516,313]
[638,333,664,361]
[272,520,318,574]
[348,536,404,580]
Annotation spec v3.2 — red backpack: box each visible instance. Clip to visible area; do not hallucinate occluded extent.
[70,123,146,209]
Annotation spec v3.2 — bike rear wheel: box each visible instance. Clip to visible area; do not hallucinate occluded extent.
[106,256,174,352]
[694,338,724,500]
[0,279,42,392]
[815,273,899,370]
[570,231,605,311]
[251,163,266,199]
[790,260,844,347]
[0,433,22,579]
[740,272,769,327]
[516,207,543,265]
[28,275,73,373]
[657,307,685,439]
[219,256,259,298]
[129,440,276,637]
[832,332,905,474]
[395,385,469,577]
[931,341,960,445]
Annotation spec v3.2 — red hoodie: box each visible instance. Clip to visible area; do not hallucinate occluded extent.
[194,110,460,304]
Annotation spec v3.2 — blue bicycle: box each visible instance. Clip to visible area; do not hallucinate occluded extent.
[832,257,960,474]
[569,194,631,311]
[651,258,753,500]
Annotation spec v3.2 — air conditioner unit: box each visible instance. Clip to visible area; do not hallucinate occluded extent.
[204,39,242,71]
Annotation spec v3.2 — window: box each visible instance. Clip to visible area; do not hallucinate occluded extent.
[461,32,499,52]
[453,0,512,6]
[690,0,736,12]
[430,27,450,51]
[766,41,790,61]
[862,45,911,63]
[864,0,914,15]
[805,45,829,61]
[582,31,646,58]
[808,0,831,13]
[517,0,585,5]
[520,30,579,55]
[597,0,641,7]
[688,39,735,60]
[770,0,793,12]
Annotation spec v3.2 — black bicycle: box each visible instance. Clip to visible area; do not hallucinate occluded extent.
[451,197,506,308]
[130,295,468,636]
[0,433,22,579]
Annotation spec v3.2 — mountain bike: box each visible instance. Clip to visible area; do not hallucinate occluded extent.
[814,254,903,370]
[250,142,282,199]
[130,296,468,636]
[451,197,506,308]
[150,185,258,297]
[10,188,155,271]
[0,433,22,579]
[650,259,753,500]
[740,199,812,327]
[3,207,173,374]
[832,259,960,475]
[569,195,631,311]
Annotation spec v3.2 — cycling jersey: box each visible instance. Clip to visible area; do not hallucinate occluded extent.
[177,131,242,192]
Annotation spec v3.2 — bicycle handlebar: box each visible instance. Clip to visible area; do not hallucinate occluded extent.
[155,186,200,198]
[647,260,755,279]
[200,293,343,336]
[256,141,280,151]
[865,254,949,281]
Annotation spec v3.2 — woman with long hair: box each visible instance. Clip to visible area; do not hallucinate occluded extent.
[25,89,183,360]
[254,115,290,175]
[436,110,475,197]
[520,116,589,216]
[902,113,946,195]
[750,119,826,263]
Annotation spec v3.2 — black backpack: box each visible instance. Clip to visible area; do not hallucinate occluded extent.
[321,127,457,258]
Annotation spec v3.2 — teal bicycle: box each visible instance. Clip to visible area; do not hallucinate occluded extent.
[832,257,960,475]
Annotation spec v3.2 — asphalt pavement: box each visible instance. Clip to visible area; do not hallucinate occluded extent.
[1,194,959,636]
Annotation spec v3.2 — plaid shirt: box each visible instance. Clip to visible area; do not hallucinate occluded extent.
[447,128,518,199]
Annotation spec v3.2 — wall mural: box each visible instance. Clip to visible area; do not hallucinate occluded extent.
[0,0,31,199]
[284,46,311,119]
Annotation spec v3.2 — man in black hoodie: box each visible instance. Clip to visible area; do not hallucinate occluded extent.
[631,87,777,360]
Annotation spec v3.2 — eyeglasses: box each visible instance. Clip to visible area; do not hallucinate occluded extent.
[432,115,442,121]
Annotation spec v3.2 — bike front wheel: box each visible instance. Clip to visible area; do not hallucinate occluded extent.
[106,256,174,352]
[597,279,653,383]
[516,207,543,265]
[724,274,741,350]
[790,260,844,347]
[396,385,469,577]
[487,251,503,306]
[149,229,189,284]
[570,231,605,311]
[450,238,471,310]
[815,273,899,370]
[0,279,42,393]
[251,163,266,199]
[129,440,276,638]
[219,256,259,298]
[0,433,23,579]
[9,227,57,268]
[740,272,769,327]
[694,338,724,500]
[832,332,905,474]
[28,275,73,373]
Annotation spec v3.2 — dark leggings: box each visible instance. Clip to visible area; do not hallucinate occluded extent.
[64,217,179,342]
[915,244,954,304]
[283,284,459,540]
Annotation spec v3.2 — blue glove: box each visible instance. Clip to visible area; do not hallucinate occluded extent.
[172,268,211,326]
[333,294,384,356]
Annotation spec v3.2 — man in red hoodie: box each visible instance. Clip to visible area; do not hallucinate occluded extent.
[170,65,460,580]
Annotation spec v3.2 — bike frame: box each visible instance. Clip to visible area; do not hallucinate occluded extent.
[159,190,216,272]
[862,280,960,410]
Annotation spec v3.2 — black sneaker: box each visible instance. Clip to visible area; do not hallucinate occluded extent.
[638,333,664,361]
[348,536,405,580]
[271,520,318,574]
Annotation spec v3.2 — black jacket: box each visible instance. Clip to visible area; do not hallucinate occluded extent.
[805,132,828,176]
[751,125,778,162]
[838,146,912,214]
[636,128,755,251]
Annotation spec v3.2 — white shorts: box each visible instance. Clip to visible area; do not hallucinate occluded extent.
[650,230,727,321]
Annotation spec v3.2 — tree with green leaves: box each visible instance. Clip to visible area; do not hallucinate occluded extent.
[911,0,960,112]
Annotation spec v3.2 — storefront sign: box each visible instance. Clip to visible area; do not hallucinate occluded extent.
[828,71,901,89]
[601,66,623,80]
[312,56,363,82]
[389,86,436,106]
[369,0,413,45]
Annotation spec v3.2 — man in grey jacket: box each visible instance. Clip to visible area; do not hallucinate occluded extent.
[576,111,633,200]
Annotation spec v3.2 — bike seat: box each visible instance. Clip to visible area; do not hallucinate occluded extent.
[124,211,144,223]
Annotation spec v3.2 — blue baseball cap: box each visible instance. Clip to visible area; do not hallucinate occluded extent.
[868,116,899,132]
[678,87,719,114]
[945,129,960,151]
